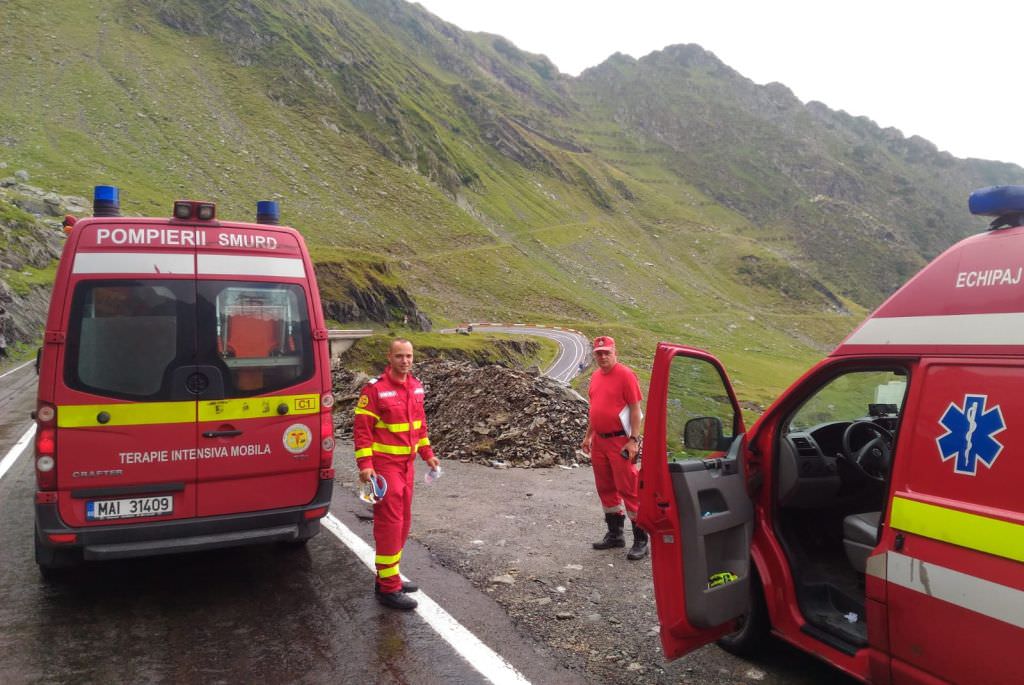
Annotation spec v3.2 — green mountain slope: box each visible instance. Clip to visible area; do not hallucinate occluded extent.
[2,0,1022,402]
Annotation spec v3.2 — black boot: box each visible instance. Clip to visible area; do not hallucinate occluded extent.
[627,522,650,560]
[592,513,626,549]
[375,585,418,610]
[376,580,419,594]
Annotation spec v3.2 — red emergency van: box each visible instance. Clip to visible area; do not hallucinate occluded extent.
[34,186,336,575]
[637,185,1024,684]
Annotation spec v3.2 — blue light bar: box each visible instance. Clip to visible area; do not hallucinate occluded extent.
[968,185,1024,216]
[256,200,280,225]
[93,185,121,217]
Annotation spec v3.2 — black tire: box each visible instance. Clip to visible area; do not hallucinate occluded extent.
[35,535,81,580]
[717,566,770,657]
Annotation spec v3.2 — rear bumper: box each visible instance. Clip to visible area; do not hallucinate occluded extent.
[35,478,334,561]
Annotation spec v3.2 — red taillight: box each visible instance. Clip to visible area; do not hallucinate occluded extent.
[36,491,58,504]
[320,409,335,467]
[35,403,57,491]
[37,429,55,455]
[304,506,328,520]
[47,533,77,544]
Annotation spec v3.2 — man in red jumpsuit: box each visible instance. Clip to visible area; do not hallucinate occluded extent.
[354,338,440,610]
[581,335,649,560]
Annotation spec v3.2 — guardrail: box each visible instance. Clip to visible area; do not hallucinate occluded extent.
[327,329,373,359]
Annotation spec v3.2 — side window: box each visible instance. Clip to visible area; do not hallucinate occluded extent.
[65,280,194,400]
[198,281,313,397]
[665,355,737,461]
[788,370,907,432]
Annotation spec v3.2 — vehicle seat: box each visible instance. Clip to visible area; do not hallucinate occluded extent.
[843,511,880,574]
[227,314,281,358]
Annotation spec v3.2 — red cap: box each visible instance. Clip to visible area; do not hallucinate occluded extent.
[593,335,616,352]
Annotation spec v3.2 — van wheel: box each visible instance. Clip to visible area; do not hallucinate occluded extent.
[35,536,80,580]
[717,566,770,657]
[281,535,311,549]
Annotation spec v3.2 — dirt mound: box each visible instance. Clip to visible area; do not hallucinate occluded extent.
[332,358,589,468]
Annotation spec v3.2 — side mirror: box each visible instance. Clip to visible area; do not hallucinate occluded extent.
[683,416,723,451]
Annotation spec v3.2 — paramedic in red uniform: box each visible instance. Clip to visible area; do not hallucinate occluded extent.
[354,338,440,610]
[581,335,649,559]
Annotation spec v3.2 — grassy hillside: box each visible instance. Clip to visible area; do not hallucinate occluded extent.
[2,0,1023,404]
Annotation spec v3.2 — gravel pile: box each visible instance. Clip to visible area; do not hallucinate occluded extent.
[332,358,590,467]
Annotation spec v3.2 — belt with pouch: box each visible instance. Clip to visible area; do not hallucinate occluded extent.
[597,430,627,439]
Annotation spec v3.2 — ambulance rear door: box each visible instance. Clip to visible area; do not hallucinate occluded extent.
[637,343,753,660]
[193,227,324,517]
[55,224,200,527]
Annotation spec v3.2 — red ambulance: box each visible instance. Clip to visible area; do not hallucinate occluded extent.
[637,185,1024,684]
[34,186,336,575]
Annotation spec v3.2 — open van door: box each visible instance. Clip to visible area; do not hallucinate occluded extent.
[637,343,754,660]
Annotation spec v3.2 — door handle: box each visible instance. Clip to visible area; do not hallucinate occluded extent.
[203,429,242,438]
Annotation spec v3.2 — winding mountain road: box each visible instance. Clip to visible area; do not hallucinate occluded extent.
[450,323,590,383]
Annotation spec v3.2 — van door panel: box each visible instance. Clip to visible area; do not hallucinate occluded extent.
[883,359,1024,685]
[637,343,752,659]
[194,280,320,516]
[57,278,199,526]
[670,447,754,629]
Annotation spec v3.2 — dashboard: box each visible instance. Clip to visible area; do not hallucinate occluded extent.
[777,417,897,508]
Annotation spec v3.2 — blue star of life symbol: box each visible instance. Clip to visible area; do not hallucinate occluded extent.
[936,394,1005,476]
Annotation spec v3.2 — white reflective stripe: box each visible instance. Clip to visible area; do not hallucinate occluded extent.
[73,252,195,274]
[197,254,305,278]
[322,514,531,684]
[865,552,886,579]
[844,313,1024,346]
[870,551,1024,628]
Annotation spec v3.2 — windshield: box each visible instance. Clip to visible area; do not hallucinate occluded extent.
[788,370,907,431]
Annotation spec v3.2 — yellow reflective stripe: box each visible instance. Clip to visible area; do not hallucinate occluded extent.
[355,408,381,420]
[891,496,1024,563]
[375,551,402,566]
[378,565,400,578]
[416,437,430,448]
[354,447,373,458]
[198,393,319,422]
[373,419,422,433]
[58,401,195,428]
[372,442,414,455]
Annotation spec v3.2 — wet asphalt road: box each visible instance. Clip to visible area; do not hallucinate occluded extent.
[0,363,586,685]
[443,325,590,384]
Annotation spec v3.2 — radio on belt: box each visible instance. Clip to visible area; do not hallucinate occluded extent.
[33,184,335,577]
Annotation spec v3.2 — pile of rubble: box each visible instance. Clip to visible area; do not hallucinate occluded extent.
[332,359,590,468]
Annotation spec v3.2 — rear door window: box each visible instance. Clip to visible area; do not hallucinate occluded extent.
[197,281,313,397]
[64,280,195,400]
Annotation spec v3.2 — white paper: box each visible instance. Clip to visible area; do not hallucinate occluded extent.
[618,405,642,435]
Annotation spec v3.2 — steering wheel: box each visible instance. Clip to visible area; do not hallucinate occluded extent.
[841,420,894,481]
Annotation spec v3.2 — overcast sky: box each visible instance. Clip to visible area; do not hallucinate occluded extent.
[415,0,1024,169]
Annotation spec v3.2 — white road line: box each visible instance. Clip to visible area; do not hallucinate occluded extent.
[0,424,35,481]
[0,359,33,381]
[322,513,531,685]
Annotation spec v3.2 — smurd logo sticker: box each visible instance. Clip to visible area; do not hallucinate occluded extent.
[284,423,312,454]
[936,394,1005,476]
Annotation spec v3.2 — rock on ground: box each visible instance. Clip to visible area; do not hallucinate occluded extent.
[332,358,590,468]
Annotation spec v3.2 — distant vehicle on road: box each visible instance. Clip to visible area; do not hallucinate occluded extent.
[33,185,335,575]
